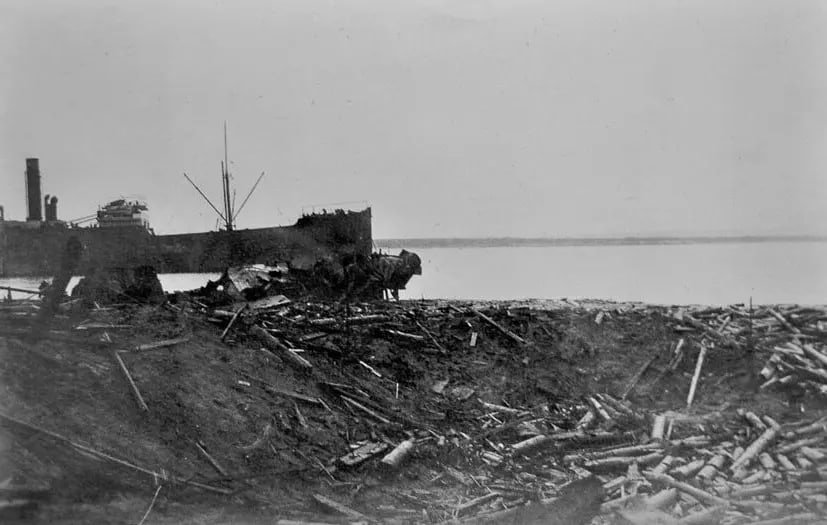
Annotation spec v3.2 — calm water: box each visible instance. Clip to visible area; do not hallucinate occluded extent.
[2,242,826,305]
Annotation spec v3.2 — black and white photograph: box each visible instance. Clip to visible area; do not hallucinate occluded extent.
[1,0,827,523]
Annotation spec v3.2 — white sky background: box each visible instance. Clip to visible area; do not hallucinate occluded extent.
[0,0,825,239]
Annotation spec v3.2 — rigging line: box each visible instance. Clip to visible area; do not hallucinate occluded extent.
[183,172,227,223]
[233,171,265,221]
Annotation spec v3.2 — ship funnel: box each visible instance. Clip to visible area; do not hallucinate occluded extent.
[25,158,43,222]
[50,196,58,221]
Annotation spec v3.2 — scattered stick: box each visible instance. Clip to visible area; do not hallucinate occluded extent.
[136,484,163,525]
[731,426,780,472]
[621,353,659,400]
[456,492,501,516]
[643,472,730,507]
[220,305,247,341]
[470,332,478,347]
[381,438,416,469]
[252,325,312,370]
[195,440,229,477]
[415,320,446,353]
[312,494,369,521]
[768,308,801,334]
[135,335,191,351]
[471,309,526,345]
[113,351,149,412]
[686,344,707,409]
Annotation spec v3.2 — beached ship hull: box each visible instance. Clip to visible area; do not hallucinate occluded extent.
[0,208,373,277]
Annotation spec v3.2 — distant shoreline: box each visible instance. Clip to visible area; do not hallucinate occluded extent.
[376,235,827,249]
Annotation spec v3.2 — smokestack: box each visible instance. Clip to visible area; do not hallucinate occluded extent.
[50,196,58,221]
[25,158,42,222]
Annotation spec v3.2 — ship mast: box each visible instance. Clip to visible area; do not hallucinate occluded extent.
[222,121,234,231]
[183,122,266,232]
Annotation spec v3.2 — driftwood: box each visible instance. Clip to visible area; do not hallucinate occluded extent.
[252,325,312,370]
[643,472,730,507]
[621,353,659,400]
[731,426,779,471]
[220,305,247,341]
[380,438,415,468]
[312,494,369,521]
[338,442,389,468]
[113,351,149,412]
[686,344,707,409]
[135,335,191,351]
[471,309,526,345]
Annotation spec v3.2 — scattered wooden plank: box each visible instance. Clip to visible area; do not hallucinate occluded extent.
[380,438,415,469]
[643,472,730,507]
[415,320,447,353]
[731,426,779,472]
[338,442,389,468]
[252,325,312,370]
[471,309,526,345]
[621,353,660,400]
[220,305,247,341]
[113,351,149,412]
[312,494,369,521]
[135,335,191,351]
[195,440,229,477]
[686,344,708,409]
[455,491,501,516]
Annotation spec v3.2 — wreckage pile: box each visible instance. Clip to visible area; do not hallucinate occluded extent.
[2,282,827,523]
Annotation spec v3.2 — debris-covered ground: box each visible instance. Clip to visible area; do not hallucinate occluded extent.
[1,293,827,524]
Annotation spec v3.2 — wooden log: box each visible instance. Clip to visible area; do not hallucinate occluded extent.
[384,329,426,342]
[380,438,415,469]
[697,454,726,480]
[802,344,827,368]
[113,351,149,412]
[776,436,822,454]
[730,427,779,472]
[252,325,312,370]
[589,443,662,460]
[650,455,674,476]
[469,331,478,347]
[650,415,666,440]
[796,456,813,469]
[642,472,730,507]
[583,452,663,472]
[680,314,740,347]
[340,396,392,425]
[676,506,727,525]
[575,409,596,430]
[134,335,191,351]
[338,442,389,468]
[220,305,246,341]
[621,353,659,400]
[471,309,526,345]
[747,514,818,525]
[793,418,827,436]
[741,470,767,484]
[743,411,767,430]
[758,453,776,470]
[479,400,525,415]
[686,344,707,409]
[775,454,796,470]
[587,396,612,422]
[768,308,801,334]
[511,435,550,454]
[799,446,825,462]
[645,488,678,509]
[671,458,705,478]
[195,440,229,477]
[415,320,446,353]
[312,494,369,521]
[456,492,501,516]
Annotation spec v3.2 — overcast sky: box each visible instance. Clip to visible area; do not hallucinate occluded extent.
[1,0,825,239]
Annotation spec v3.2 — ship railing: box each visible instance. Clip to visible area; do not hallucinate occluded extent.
[301,200,369,215]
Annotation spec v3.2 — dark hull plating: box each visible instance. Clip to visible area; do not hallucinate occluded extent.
[0,208,372,277]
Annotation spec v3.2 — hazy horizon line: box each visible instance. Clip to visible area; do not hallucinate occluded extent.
[377,234,827,248]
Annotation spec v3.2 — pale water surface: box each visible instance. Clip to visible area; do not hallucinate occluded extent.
[1,242,825,305]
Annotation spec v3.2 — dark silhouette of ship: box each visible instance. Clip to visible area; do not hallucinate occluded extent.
[0,156,372,277]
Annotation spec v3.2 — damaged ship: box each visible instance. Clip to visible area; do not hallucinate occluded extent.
[0,157,373,277]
